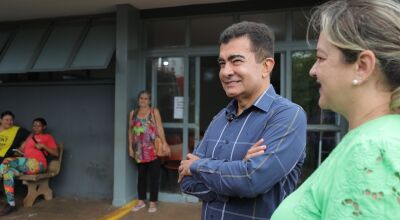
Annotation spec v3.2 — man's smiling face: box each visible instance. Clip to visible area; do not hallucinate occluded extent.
[218,36,270,103]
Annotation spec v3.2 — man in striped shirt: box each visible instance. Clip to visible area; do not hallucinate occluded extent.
[179,21,307,220]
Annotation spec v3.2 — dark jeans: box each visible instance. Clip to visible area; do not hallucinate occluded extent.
[136,159,161,202]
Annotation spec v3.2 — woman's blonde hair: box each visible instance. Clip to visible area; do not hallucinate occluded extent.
[308,0,400,113]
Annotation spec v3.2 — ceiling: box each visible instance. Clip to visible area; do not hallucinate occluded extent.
[0,0,242,22]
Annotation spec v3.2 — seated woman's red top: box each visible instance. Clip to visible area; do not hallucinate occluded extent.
[23,134,57,167]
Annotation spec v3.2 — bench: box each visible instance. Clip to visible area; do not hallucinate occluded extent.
[17,143,64,207]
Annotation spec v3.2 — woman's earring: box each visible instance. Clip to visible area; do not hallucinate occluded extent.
[352,79,360,86]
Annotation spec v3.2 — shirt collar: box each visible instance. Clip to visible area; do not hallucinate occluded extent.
[225,85,278,116]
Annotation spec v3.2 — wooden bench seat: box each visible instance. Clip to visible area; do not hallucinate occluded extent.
[17,143,64,207]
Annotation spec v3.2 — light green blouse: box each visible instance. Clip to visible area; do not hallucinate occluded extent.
[271,114,400,220]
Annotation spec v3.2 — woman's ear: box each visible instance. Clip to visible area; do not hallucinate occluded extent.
[355,50,376,82]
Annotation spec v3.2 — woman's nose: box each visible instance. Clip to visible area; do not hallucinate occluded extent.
[309,62,317,77]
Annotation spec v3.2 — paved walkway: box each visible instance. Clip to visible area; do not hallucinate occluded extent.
[1,197,116,220]
[0,196,202,220]
[120,201,202,220]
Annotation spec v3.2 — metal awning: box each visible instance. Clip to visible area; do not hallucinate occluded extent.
[0,16,115,74]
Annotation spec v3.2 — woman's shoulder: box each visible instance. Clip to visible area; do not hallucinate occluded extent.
[332,138,400,218]
[356,114,400,136]
[339,118,400,187]
[129,109,136,119]
[39,133,56,140]
[43,133,54,137]
[151,107,161,117]
[344,132,400,166]
[344,115,400,149]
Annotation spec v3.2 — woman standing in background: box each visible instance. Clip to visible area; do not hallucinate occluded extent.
[128,90,168,213]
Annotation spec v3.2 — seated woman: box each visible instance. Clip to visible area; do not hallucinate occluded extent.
[0,117,58,216]
[0,111,30,162]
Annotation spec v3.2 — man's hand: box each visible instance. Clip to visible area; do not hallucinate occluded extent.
[243,138,266,161]
[178,153,199,183]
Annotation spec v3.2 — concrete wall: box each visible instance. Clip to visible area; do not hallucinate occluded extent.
[0,83,115,199]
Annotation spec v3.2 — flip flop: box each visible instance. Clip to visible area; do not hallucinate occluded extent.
[131,203,146,212]
[148,206,157,213]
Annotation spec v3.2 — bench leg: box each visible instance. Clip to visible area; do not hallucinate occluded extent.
[22,179,53,207]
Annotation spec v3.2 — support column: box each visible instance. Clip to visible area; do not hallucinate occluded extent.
[113,4,143,206]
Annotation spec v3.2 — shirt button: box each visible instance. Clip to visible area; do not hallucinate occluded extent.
[224,140,229,144]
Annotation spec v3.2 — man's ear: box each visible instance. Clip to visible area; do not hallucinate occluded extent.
[262,58,275,78]
[355,50,376,82]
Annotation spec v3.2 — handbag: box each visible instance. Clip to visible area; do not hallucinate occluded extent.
[154,137,170,157]
[152,108,171,157]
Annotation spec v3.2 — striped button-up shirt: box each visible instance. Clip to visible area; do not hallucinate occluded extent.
[180,85,307,220]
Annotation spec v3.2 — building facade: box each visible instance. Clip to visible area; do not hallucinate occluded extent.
[0,0,344,207]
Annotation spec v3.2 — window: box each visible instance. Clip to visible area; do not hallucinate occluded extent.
[291,50,342,183]
[240,12,286,41]
[190,16,233,46]
[146,20,186,48]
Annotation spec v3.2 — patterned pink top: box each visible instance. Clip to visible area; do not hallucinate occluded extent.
[130,111,157,163]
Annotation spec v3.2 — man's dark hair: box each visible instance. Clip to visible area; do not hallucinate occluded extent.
[219,21,275,62]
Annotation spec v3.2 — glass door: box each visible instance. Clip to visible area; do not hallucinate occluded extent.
[190,56,229,135]
[146,57,186,197]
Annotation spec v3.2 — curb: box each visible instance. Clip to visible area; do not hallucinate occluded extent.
[98,200,137,220]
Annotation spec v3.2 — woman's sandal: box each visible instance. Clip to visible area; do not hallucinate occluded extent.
[131,203,146,212]
[148,206,157,213]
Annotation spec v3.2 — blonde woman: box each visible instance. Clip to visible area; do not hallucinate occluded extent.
[271,0,400,219]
